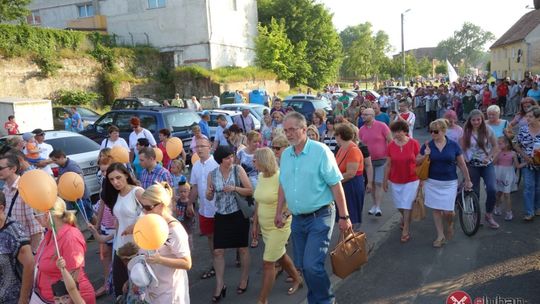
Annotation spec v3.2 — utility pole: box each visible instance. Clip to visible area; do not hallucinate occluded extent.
[401,9,411,86]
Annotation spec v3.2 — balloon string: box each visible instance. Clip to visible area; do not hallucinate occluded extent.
[48,212,60,258]
[76,199,89,224]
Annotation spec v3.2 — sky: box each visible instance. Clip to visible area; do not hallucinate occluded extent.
[319,0,535,54]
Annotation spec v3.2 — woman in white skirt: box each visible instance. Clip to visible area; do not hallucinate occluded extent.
[383,120,420,243]
[417,119,473,248]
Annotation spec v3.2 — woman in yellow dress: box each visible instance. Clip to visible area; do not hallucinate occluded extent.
[252,147,303,304]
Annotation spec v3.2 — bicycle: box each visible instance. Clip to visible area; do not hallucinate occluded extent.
[455,183,481,237]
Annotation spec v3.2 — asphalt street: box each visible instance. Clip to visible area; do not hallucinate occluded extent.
[85,128,540,304]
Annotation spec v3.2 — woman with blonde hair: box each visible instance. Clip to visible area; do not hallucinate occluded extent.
[312,109,327,138]
[138,182,192,304]
[271,135,289,163]
[306,125,320,142]
[252,148,302,304]
[417,119,473,248]
[31,197,96,303]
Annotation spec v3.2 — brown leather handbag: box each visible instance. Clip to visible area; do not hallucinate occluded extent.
[415,155,430,180]
[330,228,367,279]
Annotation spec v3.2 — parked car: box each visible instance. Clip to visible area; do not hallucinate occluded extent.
[282,99,332,123]
[220,91,236,105]
[380,86,415,96]
[111,97,162,110]
[353,89,381,102]
[202,109,261,141]
[219,103,270,122]
[53,106,100,130]
[80,108,200,159]
[0,130,101,198]
[332,90,358,100]
[284,94,331,106]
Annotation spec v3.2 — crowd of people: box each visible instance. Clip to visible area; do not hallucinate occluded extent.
[0,73,539,304]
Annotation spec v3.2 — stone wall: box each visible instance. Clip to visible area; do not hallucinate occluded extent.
[0,56,102,99]
[174,78,290,99]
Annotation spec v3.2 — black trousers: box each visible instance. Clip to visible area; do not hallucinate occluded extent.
[112,252,129,297]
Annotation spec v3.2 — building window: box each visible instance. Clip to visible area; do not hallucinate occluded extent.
[148,0,166,9]
[512,48,515,58]
[27,11,41,25]
[78,4,94,18]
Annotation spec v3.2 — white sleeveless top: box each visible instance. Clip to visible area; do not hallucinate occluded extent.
[113,186,143,251]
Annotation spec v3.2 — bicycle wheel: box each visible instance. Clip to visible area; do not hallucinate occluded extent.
[457,190,481,236]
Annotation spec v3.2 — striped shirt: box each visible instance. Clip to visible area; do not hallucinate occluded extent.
[139,163,173,189]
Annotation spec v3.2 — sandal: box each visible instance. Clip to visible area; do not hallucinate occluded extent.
[400,233,410,243]
[201,268,216,279]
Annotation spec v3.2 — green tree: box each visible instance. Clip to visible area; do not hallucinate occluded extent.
[0,0,31,23]
[435,22,495,69]
[254,18,311,87]
[258,0,342,88]
[417,57,432,77]
[340,23,392,81]
[435,63,448,75]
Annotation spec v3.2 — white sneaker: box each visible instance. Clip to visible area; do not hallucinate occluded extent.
[493,206,502,216]
[375,207,382,217]
[368,206,377,215]
[505,211,513,221]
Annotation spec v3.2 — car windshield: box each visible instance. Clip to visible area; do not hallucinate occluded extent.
[312,100,329,109]
[46,136,100,155]
[165,111,200,131]
[76,107,99,117]
[251,106,265,118]
[139,98,161,107]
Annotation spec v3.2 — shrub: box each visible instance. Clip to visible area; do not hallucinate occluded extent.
[53,89,102,106]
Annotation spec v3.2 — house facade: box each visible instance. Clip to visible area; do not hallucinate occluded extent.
[26,0,258,69]
[490,9,540,81]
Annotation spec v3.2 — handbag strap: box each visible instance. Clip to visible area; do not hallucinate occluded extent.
[7,191,19,218]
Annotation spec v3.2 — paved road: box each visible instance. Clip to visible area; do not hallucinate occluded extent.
[90,128,540,303]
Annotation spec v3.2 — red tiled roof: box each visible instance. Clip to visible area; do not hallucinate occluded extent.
[490,9,540,49]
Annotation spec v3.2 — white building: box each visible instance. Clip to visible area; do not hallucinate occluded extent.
[26,0,257,69]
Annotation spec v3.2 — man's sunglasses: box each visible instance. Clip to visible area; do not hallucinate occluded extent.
[430,130,440,134]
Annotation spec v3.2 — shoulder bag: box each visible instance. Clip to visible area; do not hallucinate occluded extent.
[233,165,255,218]
[330,228,368,279]
[415,155,430,180]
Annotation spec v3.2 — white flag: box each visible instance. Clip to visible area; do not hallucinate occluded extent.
[447,59,459,83]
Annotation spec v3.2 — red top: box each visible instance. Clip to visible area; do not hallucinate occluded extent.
[482,90,492,105]
[36,224,96,304]
[387,139,420,183]
[158,142,171,169]
[336,142,364,176]
[497,83,509,97]
[4,121,18,135]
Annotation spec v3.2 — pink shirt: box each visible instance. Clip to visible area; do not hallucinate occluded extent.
[495,151,515,167]
[36,224,95,304]
[359,120,390,160]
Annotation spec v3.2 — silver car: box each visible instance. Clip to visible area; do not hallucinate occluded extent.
[44,131,101,197]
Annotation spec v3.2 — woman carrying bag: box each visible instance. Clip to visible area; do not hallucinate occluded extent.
[206,145,253,302]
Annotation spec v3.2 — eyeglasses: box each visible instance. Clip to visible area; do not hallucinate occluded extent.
[272,146,283,151]
[284,127,300,134]
[138,200,160,211]
[33,212,47,218]
[430,129,440,134]
[195,145,210,149]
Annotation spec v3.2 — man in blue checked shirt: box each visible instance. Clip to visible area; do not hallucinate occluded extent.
[138,147,173,189]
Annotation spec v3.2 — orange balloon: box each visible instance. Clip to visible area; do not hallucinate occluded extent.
[166,137,183,159]
[153,148,163,163]
[133,214,169,250]
[191,153,200,164]
[58,172,85,201]
[111,146,129,163]
[19,170,58,211]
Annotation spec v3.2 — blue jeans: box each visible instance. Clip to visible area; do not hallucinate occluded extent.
[468,164,497,213]
[522,167,540,216]
[291,204,336,304]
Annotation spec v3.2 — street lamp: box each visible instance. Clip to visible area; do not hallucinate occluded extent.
[401,8,411,86]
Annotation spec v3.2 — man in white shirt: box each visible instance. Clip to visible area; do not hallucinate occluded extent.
[128,117,157,162]
[187,96,202,111]
[189,138,219,278]
[233,109,255,133]
[378,91,389,112]
[31,129,54,176]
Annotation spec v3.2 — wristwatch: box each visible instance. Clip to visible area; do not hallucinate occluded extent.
[339,215,350,220]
